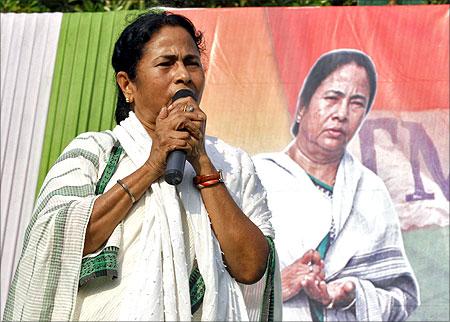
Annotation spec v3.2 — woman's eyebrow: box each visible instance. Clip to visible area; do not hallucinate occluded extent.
[324,90,367,101]
[323,90,345,97]
[152,53,200,62]
[350,94,368,102]
[153,54,177,60]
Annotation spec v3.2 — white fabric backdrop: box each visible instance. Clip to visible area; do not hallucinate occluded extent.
[0,12,62,318]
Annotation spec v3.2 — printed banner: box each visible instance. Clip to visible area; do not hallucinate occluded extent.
[1,5,448,321]
[179,6,449,232]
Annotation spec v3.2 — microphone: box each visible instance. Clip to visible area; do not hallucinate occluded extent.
[164,89,196,185]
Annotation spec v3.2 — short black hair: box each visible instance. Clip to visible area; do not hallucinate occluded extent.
[292,49,377,136]
[111,10,205,124]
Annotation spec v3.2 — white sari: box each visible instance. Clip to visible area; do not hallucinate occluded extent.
[253,148,419,321]
[4,112,281,321]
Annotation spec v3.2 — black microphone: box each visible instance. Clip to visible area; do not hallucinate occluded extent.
[164,89,197,185]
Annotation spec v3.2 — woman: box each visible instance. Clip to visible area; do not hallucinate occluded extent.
[253,49,419,321]
[4,11,281,321]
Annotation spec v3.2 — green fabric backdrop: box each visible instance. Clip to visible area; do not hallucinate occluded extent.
[36,11,139,192]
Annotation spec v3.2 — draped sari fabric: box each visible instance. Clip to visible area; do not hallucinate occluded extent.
[253,149,419,321]
[4,113,281,321]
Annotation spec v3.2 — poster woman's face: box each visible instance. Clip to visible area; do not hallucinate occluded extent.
[297,62,370,158]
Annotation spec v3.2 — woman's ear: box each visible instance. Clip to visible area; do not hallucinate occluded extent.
[296,108,305,122]
[116,71,135,103]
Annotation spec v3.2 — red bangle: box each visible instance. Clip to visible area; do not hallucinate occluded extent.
[194,170,224,189]
[196,179,223,189]
[193,169,223,185]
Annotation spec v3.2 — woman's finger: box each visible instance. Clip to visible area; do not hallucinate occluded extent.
[164,112,204,133]
[183,121,203,139]
[169,130,191,141]
[343,281,355,294]
[166,138,191,152]
[300,249,322,265]
[302,276,323,300]
[157,105,169,120]
[317,281,332,305]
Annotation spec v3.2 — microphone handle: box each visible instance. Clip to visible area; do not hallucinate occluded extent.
[164,88,196,185]
[165,150,187,185]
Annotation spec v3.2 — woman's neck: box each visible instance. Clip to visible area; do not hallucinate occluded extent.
[286,140,342,186]
[134,110,157,139]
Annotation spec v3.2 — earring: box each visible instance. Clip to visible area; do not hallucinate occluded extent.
[296,108,305,122]
[125,96,133,103]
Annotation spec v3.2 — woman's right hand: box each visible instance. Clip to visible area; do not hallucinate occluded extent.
[145,98,204,178]
[281,249,325,302]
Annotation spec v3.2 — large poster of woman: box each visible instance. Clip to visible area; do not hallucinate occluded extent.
[1,5,448,320]
[253,48,419,321]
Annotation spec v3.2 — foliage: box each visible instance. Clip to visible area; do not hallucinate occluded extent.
[1,0,447,13]
[2,0,45,12]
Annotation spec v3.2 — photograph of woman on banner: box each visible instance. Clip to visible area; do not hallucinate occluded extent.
[253,49,419,321]
[4,10,281,322]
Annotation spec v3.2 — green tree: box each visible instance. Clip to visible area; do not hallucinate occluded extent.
[1,0,448,13]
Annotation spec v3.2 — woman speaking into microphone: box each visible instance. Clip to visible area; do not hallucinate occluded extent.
[4,10,281,322]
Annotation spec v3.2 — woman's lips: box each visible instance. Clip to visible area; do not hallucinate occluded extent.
[325,128,345,138]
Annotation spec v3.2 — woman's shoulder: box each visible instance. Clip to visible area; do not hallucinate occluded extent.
[205,136,252,165]
[72,130,116,146]
[58,130,117,164]
[252,152,285,166]
[205,135,245,154]
[344,151,390,193]
[67,130,116,152]
[252,152,299,178]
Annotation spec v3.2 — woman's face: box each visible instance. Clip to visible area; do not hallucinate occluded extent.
[297,62,370,158]
[128,25,205,124]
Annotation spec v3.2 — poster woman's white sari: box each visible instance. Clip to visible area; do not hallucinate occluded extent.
[253,150,419,321]
[4,113,281,321]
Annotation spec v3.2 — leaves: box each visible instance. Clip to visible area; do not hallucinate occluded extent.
[1,0,329,12]
[2,0,46,12]
[1,0,445,13]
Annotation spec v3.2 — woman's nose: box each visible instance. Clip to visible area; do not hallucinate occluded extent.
[333,101,349,121]
[174,62,191,84]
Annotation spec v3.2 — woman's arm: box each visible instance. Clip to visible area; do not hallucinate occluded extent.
[157,97,273,284]
[192,155,269,284]
[83,103,200,255]
[83,161,160,255]
[84,103,195,255]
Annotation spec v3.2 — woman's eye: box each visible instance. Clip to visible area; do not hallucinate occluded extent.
[324,96,338,101]
[186,60,200,67]
[157,61,172,67]
[351,101,365,108]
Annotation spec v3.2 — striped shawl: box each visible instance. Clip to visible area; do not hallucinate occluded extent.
[253,150,420,321]
[4,118,281,321]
